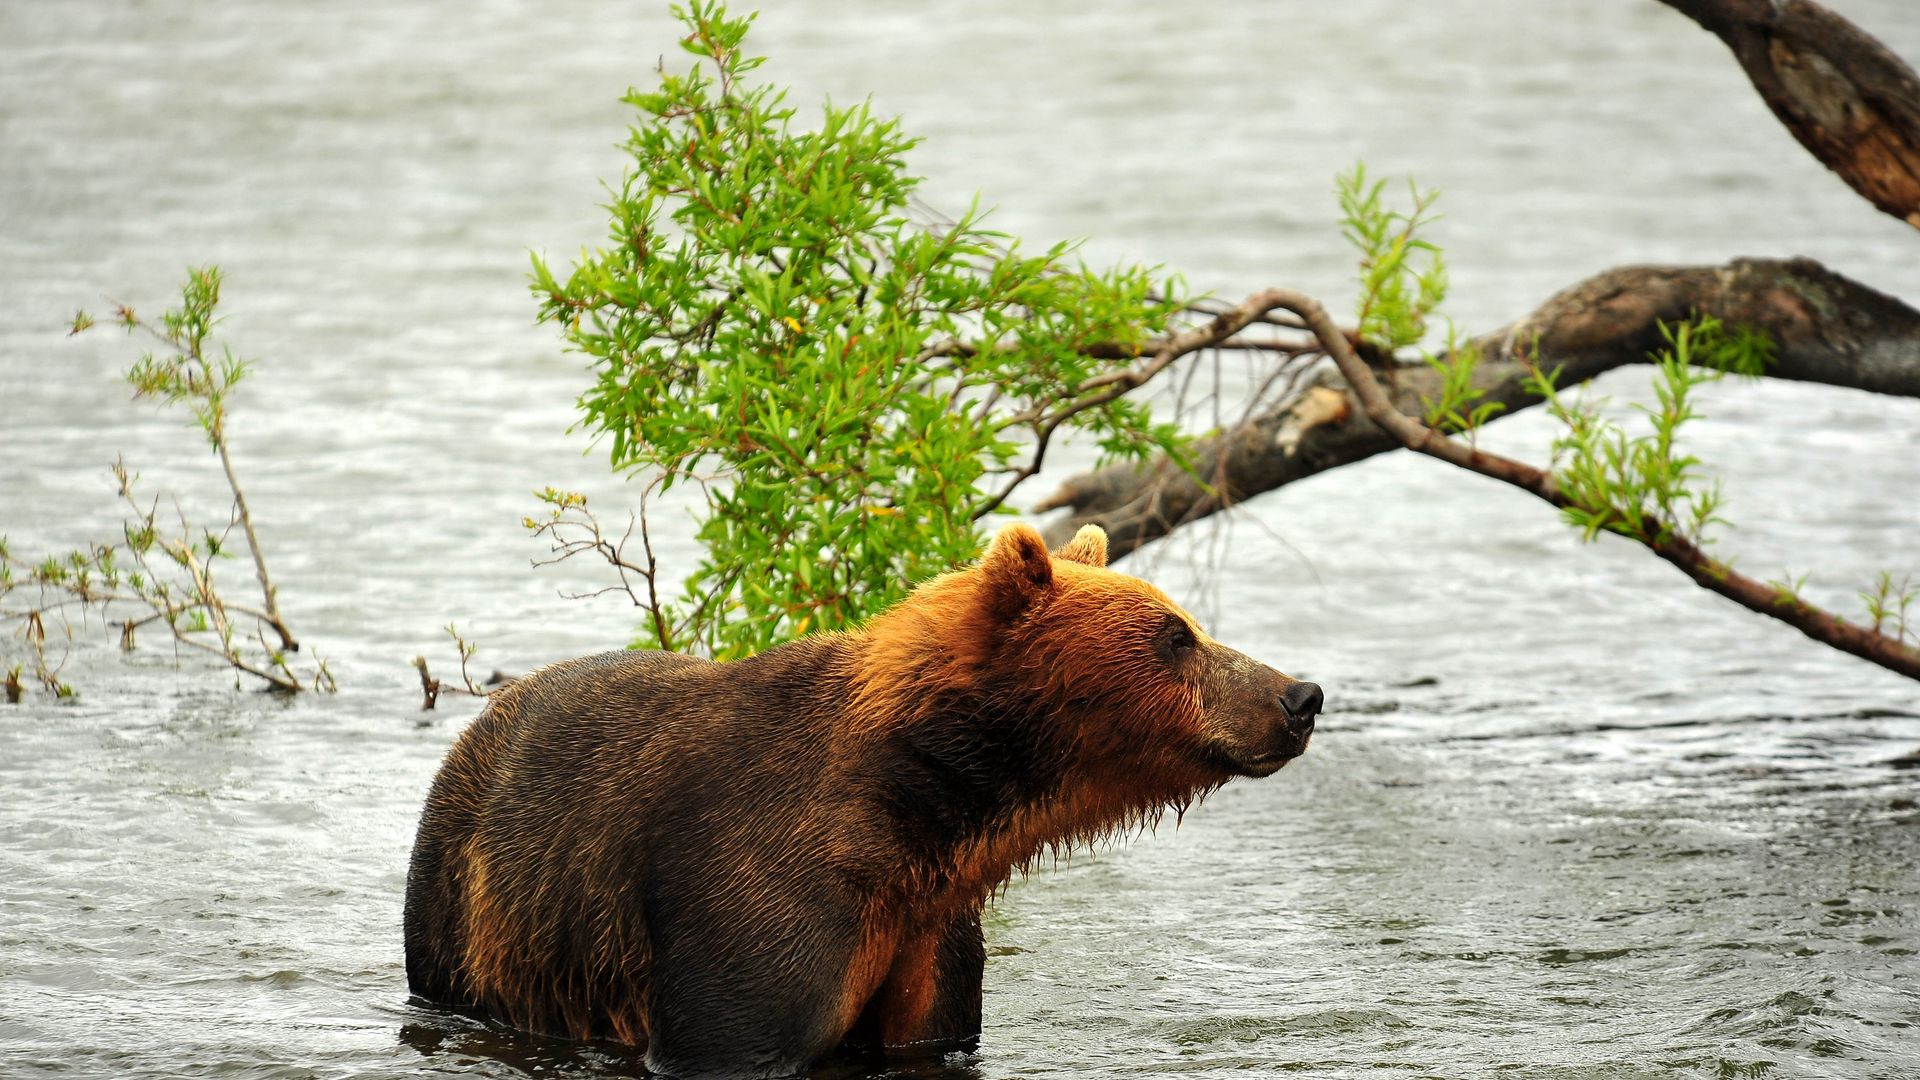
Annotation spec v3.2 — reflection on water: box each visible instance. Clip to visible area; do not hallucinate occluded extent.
[397,1006,990,1079]
[398,1012,652,1078]
[3,1,1919,1078]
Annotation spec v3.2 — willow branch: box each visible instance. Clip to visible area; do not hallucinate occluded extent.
[1284,286,1920,681]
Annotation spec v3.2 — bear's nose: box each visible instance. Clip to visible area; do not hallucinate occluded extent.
[1279,681,1323,734]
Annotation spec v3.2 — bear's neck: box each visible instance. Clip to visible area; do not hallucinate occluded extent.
[856,681,1216,911]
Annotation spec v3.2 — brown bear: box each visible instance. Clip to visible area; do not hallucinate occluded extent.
[403,522,1320,1079]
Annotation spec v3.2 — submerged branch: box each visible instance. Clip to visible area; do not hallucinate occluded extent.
[215,435,295,652]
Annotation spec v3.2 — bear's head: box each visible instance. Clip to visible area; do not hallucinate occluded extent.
[856,522,1320,791]
[981,522,1319,780]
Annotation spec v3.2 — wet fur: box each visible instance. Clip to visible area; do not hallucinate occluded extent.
[403,524,1308,1079]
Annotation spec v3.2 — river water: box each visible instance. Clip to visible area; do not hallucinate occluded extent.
[4,2,1920,1077]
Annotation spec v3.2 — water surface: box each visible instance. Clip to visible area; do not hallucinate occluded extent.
[3,2,1919,1077]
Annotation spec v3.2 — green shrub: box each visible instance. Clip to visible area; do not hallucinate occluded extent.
[534,2,1188,657]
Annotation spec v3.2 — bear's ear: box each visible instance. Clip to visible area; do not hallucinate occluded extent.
[980,523,1054,620]
[1053,524,1108,567]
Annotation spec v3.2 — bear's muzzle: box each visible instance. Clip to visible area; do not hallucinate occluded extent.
[1200,645,1321,777]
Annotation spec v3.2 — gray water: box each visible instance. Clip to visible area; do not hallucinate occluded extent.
[4,2,1920,1077]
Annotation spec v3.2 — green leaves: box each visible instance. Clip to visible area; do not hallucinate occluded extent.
[1340,165,1501,439]
[116,265,248,450]
[1860,571,1917,643]
[1419,329,1503,436]
[5,270,323,697]
[536,2,1184,659]
[1338,163,1447,353]
[1534,316,1770,547]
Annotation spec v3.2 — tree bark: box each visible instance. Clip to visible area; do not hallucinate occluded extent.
[1657,0,1920,228]
[1037,257,1920,557]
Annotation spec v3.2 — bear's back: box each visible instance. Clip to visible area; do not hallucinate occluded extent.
[424,642,852,875]
[404,640,861,1037]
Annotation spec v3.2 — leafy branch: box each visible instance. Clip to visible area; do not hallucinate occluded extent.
[1,268,331,697]
[1314,177,1918,678]
[1338,163,1447,353]
[1296,263,1920,679]
[533,2,1323,658]
[121,266,295,651]
[1525,316,1772,547]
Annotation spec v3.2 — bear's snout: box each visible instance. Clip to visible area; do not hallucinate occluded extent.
[1199,647,1320,777]
[1279,680,1323,737]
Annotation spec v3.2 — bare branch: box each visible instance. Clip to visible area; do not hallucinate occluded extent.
[412,656,441,711]
[215,425,295,651]
[972,288,1326,520]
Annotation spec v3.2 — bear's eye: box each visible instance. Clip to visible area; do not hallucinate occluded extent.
[1164,620,1197,657]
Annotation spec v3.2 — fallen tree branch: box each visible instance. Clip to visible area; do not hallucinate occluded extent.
[971,288,1320,518]
[1038,257,1920,557]
[1657,0,1920,228]
[1282,286,1920,681]
[1043,0,1920,558]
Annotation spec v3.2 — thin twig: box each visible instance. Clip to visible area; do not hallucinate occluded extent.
[972,287,1320,520]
